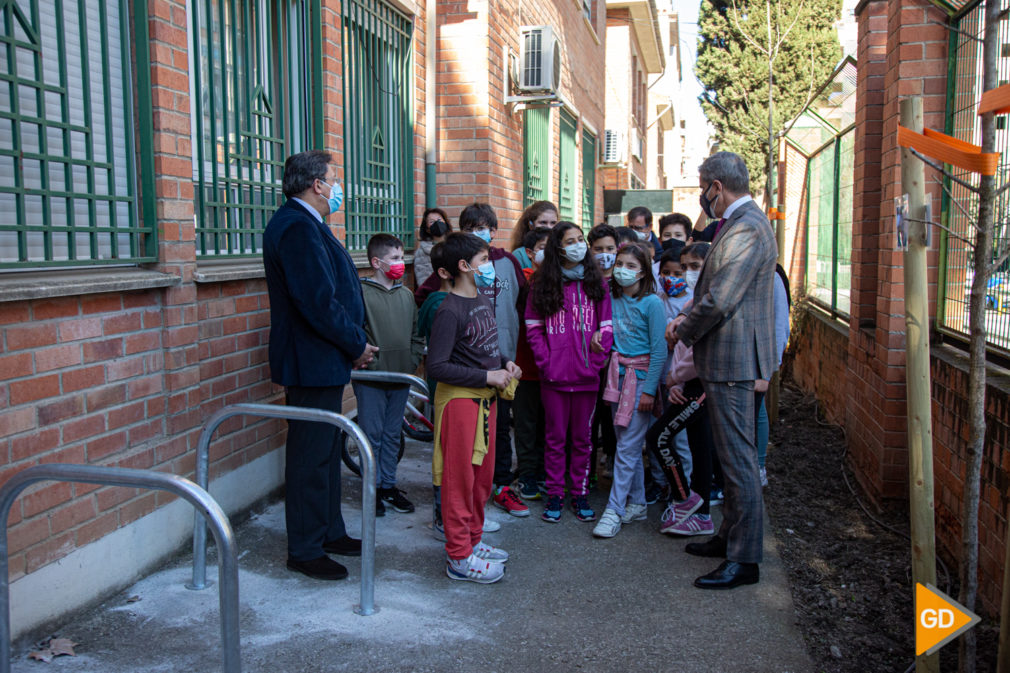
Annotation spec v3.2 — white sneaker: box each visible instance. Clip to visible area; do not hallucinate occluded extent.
[482,518,501,533]
[620,503,648,523]
[592,508,622,538]
[446,554,505,584]
[473,540,509,562]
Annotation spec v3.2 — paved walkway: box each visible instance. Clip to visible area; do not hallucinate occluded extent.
[11,441,812,673]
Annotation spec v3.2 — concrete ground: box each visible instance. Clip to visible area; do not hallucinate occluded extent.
[11,440,813,673]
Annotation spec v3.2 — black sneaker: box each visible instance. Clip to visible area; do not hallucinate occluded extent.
[376,497,386,517]
[517,476,541,501]
[379,487,415,513]
[645,482,665,505]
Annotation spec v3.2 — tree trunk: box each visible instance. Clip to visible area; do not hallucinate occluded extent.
[959,2,999,671]
[766,1,775,203]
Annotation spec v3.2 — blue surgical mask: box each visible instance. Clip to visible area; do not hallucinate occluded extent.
[473,260,496,288]
[319,180,343,215]
[472,228,493,244]
[613,267,640,287]
[594,252,616,269]
[563,241,588,263]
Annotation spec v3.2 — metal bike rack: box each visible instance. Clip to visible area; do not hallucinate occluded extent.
[0,464,240,673]
[189,403,378,615]
[349,370,428,395]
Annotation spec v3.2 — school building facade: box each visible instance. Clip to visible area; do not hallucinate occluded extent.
[0,0,608,635]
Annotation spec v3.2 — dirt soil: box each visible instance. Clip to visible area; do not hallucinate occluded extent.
[766,381,999,673]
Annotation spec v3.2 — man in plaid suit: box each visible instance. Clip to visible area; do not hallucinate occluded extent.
[670,152,778,590]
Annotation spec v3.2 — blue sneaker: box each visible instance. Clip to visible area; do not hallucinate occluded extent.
[709,488,724,506]
[571,495,596,522]
[541,495,562,523]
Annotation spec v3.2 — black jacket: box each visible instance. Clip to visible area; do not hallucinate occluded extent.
[263,200,366,387]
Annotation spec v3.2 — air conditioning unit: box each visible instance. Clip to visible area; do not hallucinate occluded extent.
[603,129,625,163]
[519,26,561,93]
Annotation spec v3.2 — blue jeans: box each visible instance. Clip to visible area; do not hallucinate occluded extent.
[352,382,410,488]
[606,376,652,516]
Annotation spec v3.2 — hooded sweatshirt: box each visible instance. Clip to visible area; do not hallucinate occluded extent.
[415,246,526,361]
[360,278,425,381]
[524,279,613,392]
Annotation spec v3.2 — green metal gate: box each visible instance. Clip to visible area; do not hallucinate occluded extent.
[0,0,154,267]
[581,128,596,231]
[340,0,414,252]
[190,0,312,257]
[558,109,576,221]
[523,106,549,207]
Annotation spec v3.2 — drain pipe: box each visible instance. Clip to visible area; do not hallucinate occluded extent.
[424,3,437,208]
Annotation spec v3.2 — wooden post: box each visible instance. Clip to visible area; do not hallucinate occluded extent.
[900,96,939,673]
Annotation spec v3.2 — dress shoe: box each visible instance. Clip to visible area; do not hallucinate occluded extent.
[323,535,362,556]
[693,560,759,590]
[286,555,348,581]
[684,536,727,558]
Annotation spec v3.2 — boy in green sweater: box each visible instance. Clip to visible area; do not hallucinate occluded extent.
[354,234,425,515]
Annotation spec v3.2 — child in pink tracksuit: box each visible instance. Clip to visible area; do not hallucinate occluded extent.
[525,222,613,523]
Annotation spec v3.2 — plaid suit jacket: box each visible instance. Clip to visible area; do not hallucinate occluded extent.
[676,198,778,382]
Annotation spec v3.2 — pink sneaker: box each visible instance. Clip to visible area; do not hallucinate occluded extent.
[662,513,714,536]
[673,491,703,521]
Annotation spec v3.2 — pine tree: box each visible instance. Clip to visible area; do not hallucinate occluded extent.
[696,0,842,194]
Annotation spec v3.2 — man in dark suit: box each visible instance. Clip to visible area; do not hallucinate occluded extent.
[264,150,378,581]
[670,152,777,590]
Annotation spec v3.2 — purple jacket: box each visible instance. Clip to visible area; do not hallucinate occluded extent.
[524,280,613,392]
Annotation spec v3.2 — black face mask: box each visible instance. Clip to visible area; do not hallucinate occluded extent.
[699,183,717,219]
[662,238,685,254]
[427,220,448,238]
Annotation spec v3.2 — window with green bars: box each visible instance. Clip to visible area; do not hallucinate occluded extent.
[942,0,1010,352]
[804,128,854,316]
[0,0,153,268]
[340,0,414,253]
[190,0,313,258]
[581,128,596,231]
[523,106,550,207]
[557,109,576,221]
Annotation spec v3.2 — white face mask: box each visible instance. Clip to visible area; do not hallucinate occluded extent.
[685,269,701,290]
[636,229,651,241]
[533,248,545,265]
[563,241,588,263]
[594,252,616,269]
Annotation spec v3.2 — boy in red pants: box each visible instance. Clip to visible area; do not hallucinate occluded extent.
[426,232,522,583]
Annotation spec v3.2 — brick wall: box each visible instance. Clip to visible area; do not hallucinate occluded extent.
[435,0,605,244]
[0,0,431,634]
[789,0,1008,618]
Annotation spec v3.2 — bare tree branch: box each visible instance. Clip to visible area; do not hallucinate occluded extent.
[930,176,985,235]
[933,20,984,44]
[989,240,1010,276]
[908,148,980,194]
[906,217,975,246]
[775,0,807,52]
[731,0,770,55]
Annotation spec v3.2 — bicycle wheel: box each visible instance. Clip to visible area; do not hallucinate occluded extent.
[402,418,434,442]
[339,432,362,477]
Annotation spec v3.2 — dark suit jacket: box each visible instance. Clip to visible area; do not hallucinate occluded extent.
[675,198,777,382]
[263,199,367,387]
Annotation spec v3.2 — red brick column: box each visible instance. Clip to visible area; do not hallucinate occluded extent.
[846,0,948,500]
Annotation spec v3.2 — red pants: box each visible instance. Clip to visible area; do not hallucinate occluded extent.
[440,397,497,561]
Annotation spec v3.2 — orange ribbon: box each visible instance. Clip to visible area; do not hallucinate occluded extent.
[978,83,1010,116]
[897,125,998,176]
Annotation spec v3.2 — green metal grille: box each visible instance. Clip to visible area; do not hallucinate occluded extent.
[581,128,596,231]
[0,0,151,268]
[340,0,414,252]
[804,127,854,316]
[942,0,1010,351]
[523,106,549,207]
[558,109,576,221]
[190,0,312,257]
